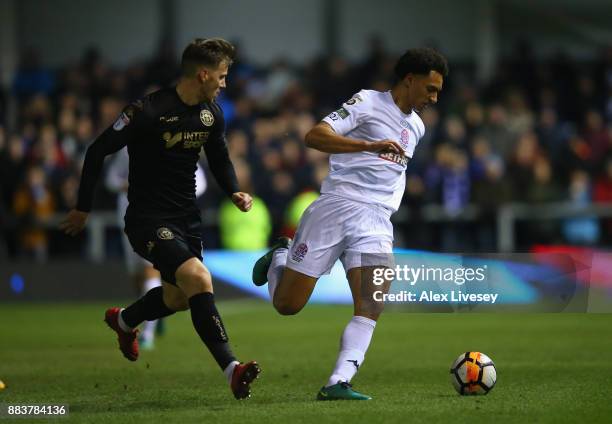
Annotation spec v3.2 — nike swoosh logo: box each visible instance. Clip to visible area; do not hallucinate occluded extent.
[319,391,328,397]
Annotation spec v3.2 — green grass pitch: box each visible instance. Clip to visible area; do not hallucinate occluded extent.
[1,300,611,423]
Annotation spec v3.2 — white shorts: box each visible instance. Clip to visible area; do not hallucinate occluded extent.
[286,194,394,278]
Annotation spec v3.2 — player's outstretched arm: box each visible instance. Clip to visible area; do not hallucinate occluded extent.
[305,122,403,154]
[61,111,136,236]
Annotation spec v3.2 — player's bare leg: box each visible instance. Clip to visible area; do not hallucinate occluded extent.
[272,267,318,315]
[252,237,318,315]
[161,281,189,311]
[318,266,391,400]
[175,257,260,399]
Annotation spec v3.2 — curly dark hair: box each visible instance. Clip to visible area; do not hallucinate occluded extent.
[394,47,449,80]
[181,38,236,76]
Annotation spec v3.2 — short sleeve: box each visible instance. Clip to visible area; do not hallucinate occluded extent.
[322,90,370,136]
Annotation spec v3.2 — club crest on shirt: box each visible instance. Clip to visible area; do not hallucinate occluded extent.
[291,243,308,262]
[157,227,174,240]
[400,129,410,150]
[200,109,214,126]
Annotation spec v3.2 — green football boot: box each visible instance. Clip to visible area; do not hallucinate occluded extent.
[252,237,291,286]
[316,382,372,401]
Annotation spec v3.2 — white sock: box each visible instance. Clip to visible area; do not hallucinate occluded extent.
[223,360,240,384]
[267,247,288,300]
[326,315,376,387]
[118,308,133,333]
[141,276,162,342]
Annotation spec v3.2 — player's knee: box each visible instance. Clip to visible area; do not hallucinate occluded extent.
[176,265,213,295]
[273,296,303,316]
[355,300,384,321]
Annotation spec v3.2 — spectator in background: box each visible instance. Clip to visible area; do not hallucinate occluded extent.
[36,124,68,183]
[563,170,600,245]
[442,115,467,151]
[537,107,571,168]
[13,165,56,262]
[523,157,563,245]
[1,134,27,257]
[425,144,471,250]
[472,157,514,251]
[508,131,541,199]
[479,104,516,160]
[504,89,535,136]
[582,109,610,170]
[593,157,612,244]
[400,173,431,249]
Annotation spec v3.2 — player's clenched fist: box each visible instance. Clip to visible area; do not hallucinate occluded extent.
[232,192,253,212]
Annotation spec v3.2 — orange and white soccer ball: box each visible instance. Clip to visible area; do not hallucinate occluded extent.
[450,352,496,395]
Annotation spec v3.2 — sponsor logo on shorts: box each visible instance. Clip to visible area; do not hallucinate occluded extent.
[156,227,174,240]
[292,243,308,262]
[146,241,155,253]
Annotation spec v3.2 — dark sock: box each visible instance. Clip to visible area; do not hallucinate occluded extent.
[189,292,236,370]
[121,286,176,328]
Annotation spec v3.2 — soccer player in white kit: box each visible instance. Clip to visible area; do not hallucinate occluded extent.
[253,48,447,400]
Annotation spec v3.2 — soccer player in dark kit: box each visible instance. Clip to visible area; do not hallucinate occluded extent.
[60,38,260,399]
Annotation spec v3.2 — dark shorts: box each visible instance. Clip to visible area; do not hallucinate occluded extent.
[124,214,203,285]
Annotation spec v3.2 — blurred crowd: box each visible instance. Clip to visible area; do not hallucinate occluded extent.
[1,38,611,261]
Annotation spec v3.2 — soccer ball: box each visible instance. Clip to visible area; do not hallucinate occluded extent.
[450,352,496,395]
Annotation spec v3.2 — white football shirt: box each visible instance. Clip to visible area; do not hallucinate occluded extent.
[321,89,425,212]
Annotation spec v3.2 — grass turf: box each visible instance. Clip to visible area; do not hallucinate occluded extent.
[0,300,611,423]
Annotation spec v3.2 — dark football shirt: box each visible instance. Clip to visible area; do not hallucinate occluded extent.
[76,87,239,219]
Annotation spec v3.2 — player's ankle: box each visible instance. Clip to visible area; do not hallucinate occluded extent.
[117,308,134,333]
[224,360,239,384]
